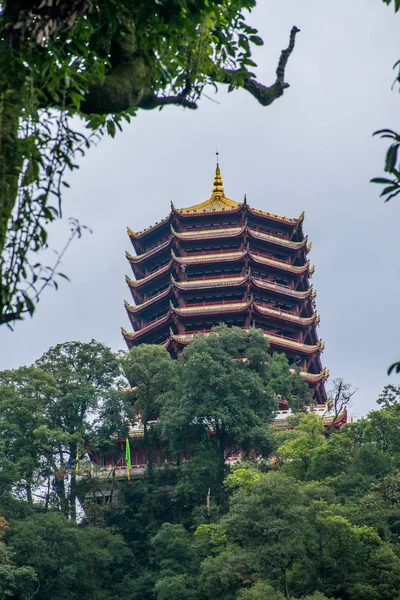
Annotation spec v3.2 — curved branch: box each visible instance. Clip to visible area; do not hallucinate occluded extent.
[139,92,198,111]
[222,26,300,107]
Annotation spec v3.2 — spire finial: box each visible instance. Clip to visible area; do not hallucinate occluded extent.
[212,151,224,197]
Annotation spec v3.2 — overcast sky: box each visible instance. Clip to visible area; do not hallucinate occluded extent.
[2,0,400,418]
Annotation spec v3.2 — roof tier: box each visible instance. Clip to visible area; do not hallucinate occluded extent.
[124,275,315,320]
[170,299,319,327]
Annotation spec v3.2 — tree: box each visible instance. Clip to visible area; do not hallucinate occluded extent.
[120,344,177,470]
[326,378,356,435]
[278,413,326,479]
[0,340,124,520]
[151,523,200,600]
[160,326,280,503]
[0,366,55,509]
[0,516,38,600]
[0,1,300,325]
[200,471,310,599]
[7,512,135,600]
[34,339,123,519]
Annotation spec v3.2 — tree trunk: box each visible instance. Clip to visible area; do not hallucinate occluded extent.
[0,93,22,259]
[69,443,77,521]
[215,424,227,504]
[26,480,33,506]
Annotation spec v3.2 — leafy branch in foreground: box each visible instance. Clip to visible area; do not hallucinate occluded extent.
[1,216,91,327]
[371,129,400,201]
[388,361,400,375]
[0,1,300,326]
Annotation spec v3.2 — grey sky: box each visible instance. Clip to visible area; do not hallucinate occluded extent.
[2,0,400,418]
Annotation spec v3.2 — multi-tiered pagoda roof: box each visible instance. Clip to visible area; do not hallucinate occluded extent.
[122,166,328,403]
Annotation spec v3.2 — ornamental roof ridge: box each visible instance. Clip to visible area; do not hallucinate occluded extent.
[124,285,172,313]
[247,227,307,250]
[250,276,312,299]
[252,302,318,326]
[122,310,172,340]
[245,205,298,225]
[249,252,309,274]
[171,274,249,290]
[289,368,329,383]
[127,214,171,239]
[171,223,245,240]
[125,260,173,287]
[172,248,245,265]
[171,300,250,317]
[125,237,173,263]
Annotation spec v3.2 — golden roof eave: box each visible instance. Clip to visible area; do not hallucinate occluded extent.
[170,301,249,317]
[124,285,172,313]
[253,302,319,326]
[172,248,245,265]
[247,227,307,250]
[171,224,245,240]
[125,261,172,288]
[127,215,172,239]
[122,311,171,341]
[126,237,173,263]
[171,274,249,290]
[249,252,311,275]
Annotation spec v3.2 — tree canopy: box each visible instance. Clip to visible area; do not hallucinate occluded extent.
[2,333,400,599]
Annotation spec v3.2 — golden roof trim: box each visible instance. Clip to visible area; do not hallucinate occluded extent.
[169,273,313,300]
[171,301,249,317]
[249,252,310,274]
[290,368,329,383]
[126,237,173,262]
[171,248,245,264]
[171,274,249,290]
[122,311,171,340]
[125,260,172,287]
[247,227,306,250]
[127,215,171,239]
[171,224,244,240]
[246,205,298,225]
[253,302,318,326]
[124,285,172,312]
[250,277,312,299]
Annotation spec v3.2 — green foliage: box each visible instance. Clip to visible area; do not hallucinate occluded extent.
[5,336,400,600]
[236,584,286,600]
[160,326,279,502]
[7,512,135,600]
[383,0,400,12]
[0,1,299,325]
[0,340,124,519]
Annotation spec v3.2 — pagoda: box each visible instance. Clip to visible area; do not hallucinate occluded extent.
[122,166,328,403]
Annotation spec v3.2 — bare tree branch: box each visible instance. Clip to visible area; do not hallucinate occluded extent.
[327,378,357,434]
[222,25,300,107]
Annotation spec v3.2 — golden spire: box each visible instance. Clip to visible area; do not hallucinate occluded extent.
[212,165,224,197]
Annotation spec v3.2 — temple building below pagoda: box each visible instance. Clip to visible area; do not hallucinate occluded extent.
[122,166,328,403]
